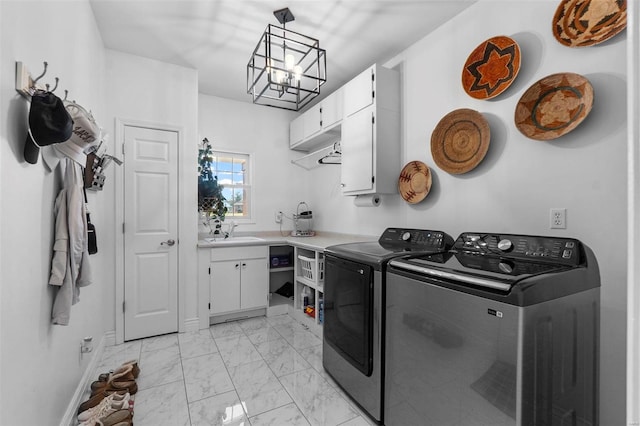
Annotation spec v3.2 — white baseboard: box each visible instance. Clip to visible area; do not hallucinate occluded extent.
[59,333,108,426]
[184,317,200,332]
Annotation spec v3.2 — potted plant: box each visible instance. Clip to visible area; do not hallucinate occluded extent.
[198,138,227,233]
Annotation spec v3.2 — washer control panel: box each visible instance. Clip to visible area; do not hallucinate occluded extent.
[379,228,453,250]
[454,232,582,265]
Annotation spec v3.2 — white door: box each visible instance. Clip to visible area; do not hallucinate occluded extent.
[123,125,179,341]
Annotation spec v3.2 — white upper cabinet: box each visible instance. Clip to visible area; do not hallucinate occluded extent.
[322,88,343,129]
[341,64,400,196]
[344,67,375,117]
[303,103,322,139]
[341,106,374,193]
[290,114,304,147]
[289,90,344,152]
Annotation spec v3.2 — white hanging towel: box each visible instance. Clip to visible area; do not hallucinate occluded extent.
[50,157,92,325]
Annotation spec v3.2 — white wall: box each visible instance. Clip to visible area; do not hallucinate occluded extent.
[0,1,108,425]
[104,50,199,332]
[305,1,628,424]
[198,94,305,232]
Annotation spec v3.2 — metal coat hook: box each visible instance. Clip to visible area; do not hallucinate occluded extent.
[32,61,48,85]
[46,77,59,93]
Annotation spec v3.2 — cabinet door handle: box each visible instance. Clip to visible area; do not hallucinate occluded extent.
[242,263,247,268]
[235,263,240,269]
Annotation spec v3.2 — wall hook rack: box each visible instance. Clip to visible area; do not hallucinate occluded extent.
[15,61,60,100]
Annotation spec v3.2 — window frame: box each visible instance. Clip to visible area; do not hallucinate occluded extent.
[208,149,254,223]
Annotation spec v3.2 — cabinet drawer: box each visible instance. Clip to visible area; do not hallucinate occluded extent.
[210,246,267,262]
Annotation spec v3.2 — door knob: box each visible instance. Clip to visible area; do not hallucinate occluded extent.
[161,239,176,246]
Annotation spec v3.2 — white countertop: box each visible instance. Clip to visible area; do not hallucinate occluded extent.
[198,231,377,251]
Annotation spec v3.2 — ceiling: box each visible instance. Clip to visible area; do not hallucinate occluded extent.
[90,0,476,107]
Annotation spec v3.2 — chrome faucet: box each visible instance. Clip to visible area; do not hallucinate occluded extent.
[227,221,238,238]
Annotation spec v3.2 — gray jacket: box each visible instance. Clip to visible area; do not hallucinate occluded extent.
[50,158,92,325]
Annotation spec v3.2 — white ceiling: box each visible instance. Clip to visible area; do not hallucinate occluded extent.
[90,0,476,106]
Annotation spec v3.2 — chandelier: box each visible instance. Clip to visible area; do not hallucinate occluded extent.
[247,7,326,111]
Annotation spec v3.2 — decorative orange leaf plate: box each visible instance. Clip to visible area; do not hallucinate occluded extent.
[514,72,594,141]
[462,35,521,100]
[431,109,490,174]
[398,161,432,204]
[553,0,627,47]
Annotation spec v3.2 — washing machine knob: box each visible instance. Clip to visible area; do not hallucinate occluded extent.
[498,239,513,251]
[499,261,514,274]
[401,232,411,241]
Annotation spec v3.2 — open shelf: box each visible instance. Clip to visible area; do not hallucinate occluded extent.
[270,266,294,273]
[291,142,341,170]
[268,245,294,317]
[295,275,323,291]
[267,292,293,317]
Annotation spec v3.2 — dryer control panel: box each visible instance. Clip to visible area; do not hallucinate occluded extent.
[379,228,454,250]
[454,233,582,266]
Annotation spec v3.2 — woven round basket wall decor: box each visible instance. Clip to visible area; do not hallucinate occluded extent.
[553,0,627,47]
[398,161,432,204]
[514,72,594,141]
[430,109,490,174]
[462,35,521,100]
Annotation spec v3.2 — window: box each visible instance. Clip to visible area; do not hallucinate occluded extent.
[208,151,252,220]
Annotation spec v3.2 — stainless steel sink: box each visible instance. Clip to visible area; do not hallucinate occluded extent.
[203,236,265,244]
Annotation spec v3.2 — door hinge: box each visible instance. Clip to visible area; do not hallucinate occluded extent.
[122,301,126,313]
[372,176,375,184]
[208,267,211,275]
[372,90,375,99]
[208,302,211,310]
[121,144,125,155]
[372,115,375,124]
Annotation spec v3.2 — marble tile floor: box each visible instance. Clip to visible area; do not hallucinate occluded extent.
[94,314,376,426]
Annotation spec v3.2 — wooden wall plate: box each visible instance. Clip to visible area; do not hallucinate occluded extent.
[515,72,594,140]
[462,35,521,100]
[398,161,432,204]
[431,109,491,174]
[553,0,627,47]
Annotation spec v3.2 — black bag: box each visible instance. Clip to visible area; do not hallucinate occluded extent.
[275,281,294,298]
[83,187,98,255]
[87,217,97,255]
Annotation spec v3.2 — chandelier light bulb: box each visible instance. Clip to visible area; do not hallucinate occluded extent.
[285,54,295,71]
[293,65,302,82]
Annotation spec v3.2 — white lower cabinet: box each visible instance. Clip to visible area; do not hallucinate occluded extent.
[208,246,268,318]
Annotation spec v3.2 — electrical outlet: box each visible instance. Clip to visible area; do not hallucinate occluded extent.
[550,208,566,229]
[275,211,283,224]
